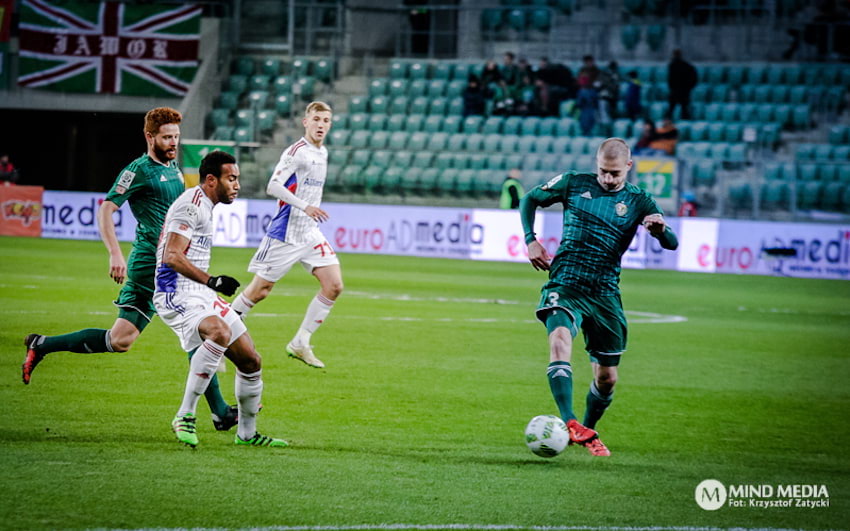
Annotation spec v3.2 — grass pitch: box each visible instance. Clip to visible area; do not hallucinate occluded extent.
[1,236,848,530]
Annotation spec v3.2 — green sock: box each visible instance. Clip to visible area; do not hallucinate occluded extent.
[547,361,575,422]
[37,328,111,354]
[187,349,230,418]
[583,380,613,430]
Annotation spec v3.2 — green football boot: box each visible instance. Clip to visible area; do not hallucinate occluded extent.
[172,414,198,448]
[235,432,289,448]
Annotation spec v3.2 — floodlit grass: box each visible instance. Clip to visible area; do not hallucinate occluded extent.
[1,236,848,530]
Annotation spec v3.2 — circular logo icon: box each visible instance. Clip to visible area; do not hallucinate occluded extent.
[695,479,727,511]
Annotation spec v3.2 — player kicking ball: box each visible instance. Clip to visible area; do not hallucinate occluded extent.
[520,138,679,456]
[154,150,286,448]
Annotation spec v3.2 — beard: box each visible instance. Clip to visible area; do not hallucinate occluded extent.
[153,144,176,162]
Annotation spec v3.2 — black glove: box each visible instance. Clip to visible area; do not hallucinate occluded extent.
[206,275,240,296]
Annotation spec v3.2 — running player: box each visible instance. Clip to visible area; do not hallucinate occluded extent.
[231,101,343,369]
[22,108,237,431]
[155,150,286,448]
[519,138,679,456]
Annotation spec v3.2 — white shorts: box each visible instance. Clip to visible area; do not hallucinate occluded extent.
[247,235,340,282]
[153,289,247,352]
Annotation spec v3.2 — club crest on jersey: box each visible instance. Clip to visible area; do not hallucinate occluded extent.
[541,175,563,191]
[615,202,628,216]
[115,170,135,194]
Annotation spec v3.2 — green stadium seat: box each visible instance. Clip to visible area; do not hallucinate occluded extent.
[814,144,834,161]
[409,61,429,80]
[711,84,730,103]
[408,79,427,98]
[291,57,312,78]
[504,154,524,170]
[463,115,483,133]
[314,59,333,83]
[569,136,589,154]
[367,114,387,131]
[797,181,824,209]
[207,108,231,130]
[422,115,442,133]
[482,116,503,135]
[427,132,449,151]
[765,66,784,86]
[728,181,753,210]
[818,164,837,182]
[272,76,293,95]
[408,96,428,115]
[529,9,551,31]
[350,149,372,168]
[234,109,254,128]
[295,77,316,100]
[349,96,367,114]
[213,125,234,141]
[234,127,254,143]
[389,96,409,114]
[760,181,790,211]
[369,131,390,149]
[407,132,428,151]
[446,80,465,98]
[339,165,365,193]
[393,150,414,168]
[260,58,281,77]
[792,105,810,130]
[433,152,455,171]
[646,24,666,51]
[386,114,406,132]
[447,133,466,151]
[249,75,270,91]
[795,143,815,160]
[348,113,368,131]
[533,136,554,153]
[369,78,388,97]
[551,137,570,154]
[388,79,409,98]
[228,74,248,93]
[329,149,350,166]
[349,130,370,149]
[427,79,447,97]
[387,131,409,150]
[433,62,453,81]
[755,104,773,123]
[692,160,716,187]
[707,123,725,142]
[833,146,850,161]
[481,8,503,31]
[517,136,536,153]
[505,9,526,31]
[726,66,745,86]
[538,117,558,136]
[621,25,640,51]
[412,151,434,168]
[738,103,757,122]
[442,115,462,133]
[467,153,487,170]
[370,150,393,168]
[485,154,506,170]
[841,185,850,213]
[555,117,577,136]
[779,162,797,181]
[328,129,350,146]
[745,64,766,84]
[428,97,448,115]
[520,117,542,136]
[389,60,407,80]
[500,134,521,153]
[798,163,817,181]
[465,133,484,152]
[234,56,254,76]
[482,134,501,152]
[727,143,747,162]
[404,114,425,133]
[218,91,240,110]
[247,90,269,109]
[370,96,389,114]
[256,110,275,133]
[447,98,464,115]
[828,125,848,144]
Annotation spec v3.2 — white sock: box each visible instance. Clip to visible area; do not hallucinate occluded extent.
[235,369,263,440]
[178,339,226,416]
[231,292,256,316]
[293,293,334,346]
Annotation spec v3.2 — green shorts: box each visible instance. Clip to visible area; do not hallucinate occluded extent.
[114,279,155,332]
[535,285,627,367]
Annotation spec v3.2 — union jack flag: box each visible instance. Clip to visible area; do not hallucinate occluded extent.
[18,0,201,96]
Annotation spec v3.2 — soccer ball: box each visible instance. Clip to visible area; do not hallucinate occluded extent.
[524,415,569,458]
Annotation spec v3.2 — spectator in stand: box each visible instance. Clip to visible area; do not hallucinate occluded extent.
[500,168,525,209]
[577,55,601,88]
[516,56,533,81]
[501,52,520,88]
[678,191,699,217]
[535,57,575,116]
[596,60,621,126]
[0,153,19,184]
[480,59,504,96]
[666,49,698,120]
[462,75,487,117]
[624,70,643,121]
[576,74,598,136]
[514,73,543,116]
[633,119,657,155]
[649,119,679,155]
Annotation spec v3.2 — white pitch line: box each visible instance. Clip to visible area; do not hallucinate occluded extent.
[118,525,802,531]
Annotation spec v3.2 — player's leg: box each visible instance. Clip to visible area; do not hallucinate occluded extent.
[185,347,238,431]
[232,236,291,316]
[581,293,626,431]
[224,329,288,448]
[287,263,343,368]
[231,275,276,316]
[171,315,232,447]
[585,362,618,429]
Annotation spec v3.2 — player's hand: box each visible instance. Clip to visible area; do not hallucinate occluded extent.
[527,240,552,271]
[642,214,666,235]
[206,275,240,296]
[108,252,127,284]
[305,205,329,222]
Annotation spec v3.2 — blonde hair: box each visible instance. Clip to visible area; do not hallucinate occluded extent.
[597,137,631,160]
[144,107,182,135]
[305,101,332,115]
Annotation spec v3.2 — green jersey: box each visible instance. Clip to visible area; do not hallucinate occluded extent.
[104,153,185,288]
[521,171,676,296]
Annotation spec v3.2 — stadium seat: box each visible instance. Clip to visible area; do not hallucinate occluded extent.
[213,125,234,141]
[233,56,254,76]
[249,75,270,91]
[348,113,368,131]
[314,59,333,83]
[422,115,441,134]
[260,58,281,77]
[349,149,372,169]
[370,96,389,114]
[463,115,484,133]
[369,78,388,97]
[452,63,471,81]
[500,134,520,153]
[370,150,393,169]
[294,77,315,100]
[797,181,824,209]
[818,164,837,182]
[446,80,466,99]
[427,97,447,115]
[520,117,542,136]
[388,79,410,98]
[728,181,753,210]
[408,62,429,80]
[482,134,501,153]
[529,9,551,31]
[833,146,850,161]
[798,163,817,181]
[349,130,370,149]
[533,136,554,154]
[386,131,409,150]
[446,98,464,115]
[411,151,433,169]
[481,8,503,32]
[407,132,428,151]
[234,127,254,143]
[446,132,466,151]
[409,79,428,98]
[427,132,449,151]
[389,96,409,114]
[482,116,503,135]
[505,9,526,31]
[389,60,407,80]
[228,74,248,93]
[517,136,536,154]
[621,25,640,51]
[760,181,790,211]
[428,79,447,98]
[291,57,312,78]
[405,115,426,133]
[555,117,578,136]
[646,24,666,51]
[408,96,428,115]
[433,62,453,81]
[487,154,507,170]
[273,76,293,95]
[348,96,367,114]
[207,108,231,130]
[328,129,350,146]
[551,137,570,154]
[433,152,455,171]
[367,114,387,132]
[234,109,254,128]
[465,133,485,152]
[692,160,716,187]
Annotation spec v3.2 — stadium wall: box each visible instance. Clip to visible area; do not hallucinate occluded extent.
[36,190,850,281]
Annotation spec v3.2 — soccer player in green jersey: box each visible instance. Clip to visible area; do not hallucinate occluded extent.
[22,108,238,431]
[519,138,679,456]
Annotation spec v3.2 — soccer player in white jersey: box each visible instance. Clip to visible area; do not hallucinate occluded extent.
[154,150,287,448]
[231,101,343,369]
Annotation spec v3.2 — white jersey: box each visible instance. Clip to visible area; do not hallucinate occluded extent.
[154,186,215,296]
[265,137,328,244]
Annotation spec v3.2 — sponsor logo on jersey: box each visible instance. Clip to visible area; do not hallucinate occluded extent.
[580,191,592,199]
[615,202,628,216]
[541,175,562,191]
[160,175,167,182]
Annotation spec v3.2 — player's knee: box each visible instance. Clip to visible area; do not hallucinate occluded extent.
[238,351,262,373]
[109,331,138,352]
[548,328,573,361]
[596,371,617,392]
[325,279,344,299]
[204,322,232,346]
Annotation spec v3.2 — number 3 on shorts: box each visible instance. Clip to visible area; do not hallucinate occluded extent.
[547,292,559,307]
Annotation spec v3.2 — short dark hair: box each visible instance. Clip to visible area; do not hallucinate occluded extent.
[199,150,236,180]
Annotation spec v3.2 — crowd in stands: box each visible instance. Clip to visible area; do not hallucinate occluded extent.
[463,49,701,156]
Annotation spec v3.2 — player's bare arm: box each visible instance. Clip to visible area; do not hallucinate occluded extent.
[97,200,126,284]
[304,205,329,222]
[161,231,239,295]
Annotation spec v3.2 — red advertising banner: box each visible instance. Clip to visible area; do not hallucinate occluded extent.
[0,185,44,237]
[0,0,12,43]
